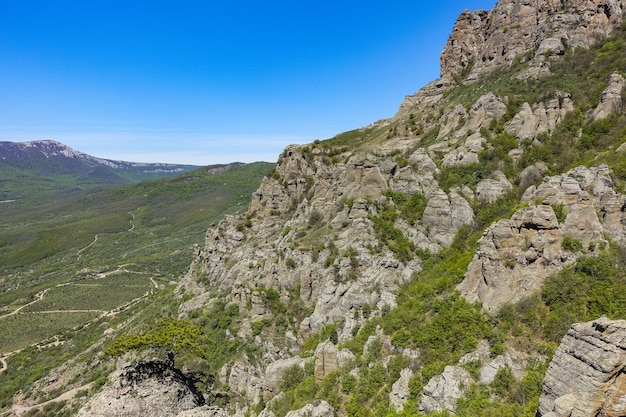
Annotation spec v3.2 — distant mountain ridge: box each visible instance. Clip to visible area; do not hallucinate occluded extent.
[0,140,203,202]
[0,140,199,174]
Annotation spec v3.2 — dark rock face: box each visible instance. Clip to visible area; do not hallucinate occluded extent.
[537,317,626,417]
[77,356,206,417]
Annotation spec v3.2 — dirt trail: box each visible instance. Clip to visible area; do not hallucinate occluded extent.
[77,211,136,260]
[0,355,7,374]
[77,234,99,259]
[128,211,136,231]
[10,382,93,416]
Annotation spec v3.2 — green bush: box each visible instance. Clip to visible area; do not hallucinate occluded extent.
[104,318,205,358]
[551,202,567,223]
[300,323,339,355]
[562,235,583,252]
[280,365,306,391]
[368,203,416,264]
[542,246,626,341]
[308,210,323,228]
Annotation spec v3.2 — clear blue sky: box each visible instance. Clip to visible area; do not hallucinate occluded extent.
[0,1,496,165]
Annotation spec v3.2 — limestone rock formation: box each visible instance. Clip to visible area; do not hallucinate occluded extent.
[506,93,574,140]
[476,170,513,204]
[441,0,626,80]
[263,357,306,400]
[422,188,474,247]
[284,400,335,417]
[458,165,626,310]
[389,368,414,412]
[219,356,264,404]
[537,317,626,417]
[441,135,482,167]
[592,72,625,120]
[314,341,355,381]
[419,366,473,414]
[176,407,231,417]
[178,135,479,365]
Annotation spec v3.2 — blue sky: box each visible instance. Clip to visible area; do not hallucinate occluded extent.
[0,1,496,165]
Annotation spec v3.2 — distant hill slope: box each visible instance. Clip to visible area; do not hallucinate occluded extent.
[0,160,276,270]
[0,160,275,349]
[0,140,201,201]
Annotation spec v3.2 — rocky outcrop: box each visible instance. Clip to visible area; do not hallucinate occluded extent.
[263,357,306,400]
[219,356,264,404]
[176,407,231,417]
[419,366,473,414]
[537,317,626,417]
[592,72,625,120]
[389,368,414,412]
[441,132,483,167]
[506,93,575,140]
[436,93,509,168]
[179,140,478,349]
[77,357,204,417]
[441,0,626,80]
[313,341,355,381]
[458,165,626,310]
[422,188,474,247]
[476,170,513,204]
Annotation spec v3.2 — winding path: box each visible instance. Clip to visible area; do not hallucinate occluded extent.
[77,234,98,259]
[76,211,136,260]
[0,288,50,319]
[128,211,136,231]
[0,274,159,415]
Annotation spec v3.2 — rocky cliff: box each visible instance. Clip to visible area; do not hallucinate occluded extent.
[440,0,626,81]
[76,0,626,416]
